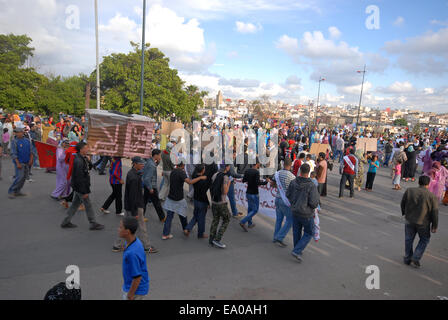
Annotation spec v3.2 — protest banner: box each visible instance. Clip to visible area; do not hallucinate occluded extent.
[35,141,57,168]
[309,143,331,156]
[357,138,378,152]
[233,179,277,219]
[161,121,183,136]
[86,109,155,158]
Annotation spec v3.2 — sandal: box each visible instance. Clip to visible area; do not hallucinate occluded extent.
[162,234,173,240]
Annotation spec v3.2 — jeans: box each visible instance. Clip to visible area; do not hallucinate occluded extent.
[333,149,343,162]
[143,188,166,221]
[274,197,292,242]
[61,191,98,227]
[163,210,188,236]
[292,215,314,255]
[102,183,123,213]
[97,156,111,173]
[339,173,355,197]
[8,163,29,194]
[186,200,208,237]
[240,194,259,226]
[365,172,376,190]
[405,222,431,262]
[384,153,392,167]
[227,182,238,216]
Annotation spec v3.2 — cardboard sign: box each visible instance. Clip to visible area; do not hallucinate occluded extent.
[309,143,331,155]
[357,138,378,152]
[86,109,155,158]
[161,121,183,136]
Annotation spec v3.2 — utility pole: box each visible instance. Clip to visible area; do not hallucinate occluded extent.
[315,77,325,129]
[95,0,100,110]
[139,0,147,115]
[356,65,367,130]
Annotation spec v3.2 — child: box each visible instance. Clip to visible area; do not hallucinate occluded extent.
[305,154,316,173]
[365,154,380,191]
[393,159,402,190]
[2,128,10,155]
[119,217,150,300]
[310,171,321,242]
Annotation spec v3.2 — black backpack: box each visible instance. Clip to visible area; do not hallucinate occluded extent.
[210,172,225,202]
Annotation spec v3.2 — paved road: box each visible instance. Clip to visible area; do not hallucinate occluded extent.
[0,158,447,300]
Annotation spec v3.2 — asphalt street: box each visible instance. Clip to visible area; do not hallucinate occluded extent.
[0,157,447,300]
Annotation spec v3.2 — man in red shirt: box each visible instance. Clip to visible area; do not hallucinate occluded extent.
[339,148,358,198]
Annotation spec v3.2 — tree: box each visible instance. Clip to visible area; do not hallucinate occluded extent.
[394,118,408,127]
[93,42,202,121]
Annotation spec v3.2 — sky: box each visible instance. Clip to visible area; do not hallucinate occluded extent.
[1,0,448,113]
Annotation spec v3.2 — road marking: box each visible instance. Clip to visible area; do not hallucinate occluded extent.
[321,231,362,251]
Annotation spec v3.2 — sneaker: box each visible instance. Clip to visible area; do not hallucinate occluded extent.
[89,223,105,231]
[116,212,125,216]
[162,234,173,240]
[27,179,34,183]
[8,193,15,199]
[145,246,159,254]
[403,257,411,265]
[198,234,209,239]
[410,260,421,269]
[61,222,78,229]
[248,223,256,229]
[15,192,27,197]
[274,240,287,248]
[212,240,226,249]
[100,208,110,214]
[291,252,303,262]
[239,223,248,232]
[112,246,124,252]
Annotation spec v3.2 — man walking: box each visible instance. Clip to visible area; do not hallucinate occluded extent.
[159,143,175,201]
[339,148,358,198]
[401,175,438,268]
[209,164,232,248]
[287,163,320,262]
[384,139,394,167]
[113,157,157,253]
[272,158,295,247]
[143,149,166,222]
[8,127,33,198]
[239,159,270,231]
[118,217,150,300]
[61,142,104,230]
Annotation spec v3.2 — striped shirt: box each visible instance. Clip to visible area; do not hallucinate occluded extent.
[275,170,295,199]
[109,159,122,185]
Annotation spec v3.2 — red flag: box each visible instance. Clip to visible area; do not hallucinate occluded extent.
[35,141,57,168]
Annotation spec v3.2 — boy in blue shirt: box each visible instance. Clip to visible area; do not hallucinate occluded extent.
[119,217,150,300]
[8,127,33,198]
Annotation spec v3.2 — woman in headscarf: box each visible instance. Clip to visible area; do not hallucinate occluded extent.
[403,144,417,182]
[68,125,80,143]
[354,148,367,192]
[427,161,448,202]
[51,139,71,202]
[392,145,407,178]
[421,147,434,175]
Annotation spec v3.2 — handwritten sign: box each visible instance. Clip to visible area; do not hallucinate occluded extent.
[357,138,377,152]
[233,180,277,218]
[309,143,331,156]
[161,121,183,136]
[86,109,155,158]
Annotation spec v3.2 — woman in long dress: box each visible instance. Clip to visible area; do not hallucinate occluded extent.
[403,145,417,182]
[51,139,71,201]
[354,149,367,192]
[421,148,433,175]
[427,161,448,202]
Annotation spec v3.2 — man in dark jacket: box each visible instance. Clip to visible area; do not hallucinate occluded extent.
[61,142,104,230]
[401,175,438,268]
[286,163,320,262]
[113,157,157,254]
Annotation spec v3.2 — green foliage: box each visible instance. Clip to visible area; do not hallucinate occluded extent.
[0,34,203,121]
[393,118,408,127]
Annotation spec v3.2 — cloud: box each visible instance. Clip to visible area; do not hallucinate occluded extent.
[227,50,238,58]
[383,28,448,75]
[219,78,260,88]
[276,29,389,90]
[430,19,448,27]
[393,16,405,27]
[340,81,373,95]
[376,81,414,94]
[235,21,262,34]
[328,26,341,39]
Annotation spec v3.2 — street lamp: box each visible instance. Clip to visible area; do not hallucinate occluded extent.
[356,65,367,130]
[139,0,147,116]
[94,0,100,110]
[315,77,325,129]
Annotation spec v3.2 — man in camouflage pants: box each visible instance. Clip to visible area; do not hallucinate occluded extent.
[209,164,232,249]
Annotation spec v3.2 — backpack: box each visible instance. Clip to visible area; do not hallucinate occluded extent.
[210,172,225,202]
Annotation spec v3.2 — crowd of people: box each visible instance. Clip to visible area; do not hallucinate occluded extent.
[1,113,447,299]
